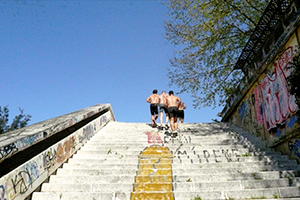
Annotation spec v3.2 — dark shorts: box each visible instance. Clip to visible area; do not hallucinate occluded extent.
[159,104,169,115]
[168,106,178,118]
[150,104,158,115]
[178,110,184,119]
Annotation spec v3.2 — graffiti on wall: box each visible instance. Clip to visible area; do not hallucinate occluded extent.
[0,144,18,162]
[288,138,300,158]
[237,94,263,137]
[0,133,45,163]
[0,105,110,164]
[0,111,112,200]
[258,46,298,134]
[42,136,76,172]
[0,160,40,200]
[236,46,298,137]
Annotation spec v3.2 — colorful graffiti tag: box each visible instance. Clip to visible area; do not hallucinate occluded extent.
[145,131,163,144]
[258,47,298,134]
[0,105,111,164]
[0,112,112,200]
[288,138,300,157]
[236,46,298,138]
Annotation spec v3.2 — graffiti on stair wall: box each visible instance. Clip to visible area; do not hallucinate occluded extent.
[0,132,44,163]
[0,159,40,200]
[288,138,300,158]
[42,136,76,171]
[0,185,6,200]
[0,105,111,164]
[0,111,112,200]
[258,46,298,134]
[0,143,18,163]
[230,33,299,141]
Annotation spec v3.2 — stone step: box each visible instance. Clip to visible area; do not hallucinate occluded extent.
[32,188,300,200]
[172,159,298,168]
[174,187,300,199]
[65,157,298,170]
[79,149,281,162]
[62,160,297,170]
[92,134,232,140]
[83,143,248,149]
[86,140,241,145]
[31,122,300,200]
[82,143,282,156]
[75,148,250,156]
[40,179,290,193]
[173,179,290,190]
[56,168,136,176]
[70,152,290,163]
[81,145,281,157]
[48,171,281,184]
[67,157,260,164]
[97,132,231,137]
[55,165,290,177]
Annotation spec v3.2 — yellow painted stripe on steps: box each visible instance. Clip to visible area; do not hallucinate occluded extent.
[131,145,174,200]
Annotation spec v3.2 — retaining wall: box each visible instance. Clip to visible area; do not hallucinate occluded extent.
[222,20,300,162]
[0,104,115,200]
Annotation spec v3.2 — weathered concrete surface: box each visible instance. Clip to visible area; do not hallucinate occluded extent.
[0,103,114,163]
[32,121,300,200]
[0,104,115,200]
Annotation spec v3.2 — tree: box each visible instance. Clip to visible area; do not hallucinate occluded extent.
[0,106,31,134]
[164,0,269,108]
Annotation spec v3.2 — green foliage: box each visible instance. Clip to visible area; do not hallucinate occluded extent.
[0,106,31,134]
[164,0,269,108]
[287,50,300,121]
[241,152,251,157]
[107,149,112,154]
[191,196,201,200]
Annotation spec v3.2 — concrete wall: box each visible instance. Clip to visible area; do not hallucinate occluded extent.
[0,104,115,200]
[0,104,113,163]
[223,24,300,162]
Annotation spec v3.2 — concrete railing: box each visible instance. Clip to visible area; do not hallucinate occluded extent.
[0,104,115,200]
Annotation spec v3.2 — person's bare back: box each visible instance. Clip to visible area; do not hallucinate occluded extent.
[166,94,181,108]
[147,94,159,104]
[159,92,168,105]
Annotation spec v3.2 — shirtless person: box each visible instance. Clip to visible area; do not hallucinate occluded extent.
[158,91,169,129]
[165,90,181,136]
[146,89,160,127]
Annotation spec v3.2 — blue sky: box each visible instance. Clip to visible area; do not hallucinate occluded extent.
[0,0,222,125]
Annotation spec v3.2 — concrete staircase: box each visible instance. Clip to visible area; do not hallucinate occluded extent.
[32,121,300,200]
